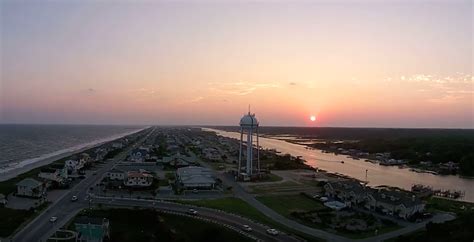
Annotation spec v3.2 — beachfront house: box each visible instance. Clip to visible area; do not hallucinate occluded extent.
[16,178,45,198]
[38,165,68,185]
[75,217,110,242]
[65,159,85,173]
[175,166,216,190]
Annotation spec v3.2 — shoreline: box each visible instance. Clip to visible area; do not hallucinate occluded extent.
[0,127,147,182]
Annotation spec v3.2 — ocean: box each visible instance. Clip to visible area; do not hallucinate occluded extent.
[0,124,145,175]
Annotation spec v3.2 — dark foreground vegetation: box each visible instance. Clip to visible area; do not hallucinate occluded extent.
[74,208,250,242]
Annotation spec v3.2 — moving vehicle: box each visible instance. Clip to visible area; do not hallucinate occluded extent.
[71,196,78,202]
[266,228,279,236]
[242,225,252,232]
[187,209,198,215]
[49,216,58,223]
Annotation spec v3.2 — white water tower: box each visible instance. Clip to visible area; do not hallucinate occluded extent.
[238,110,260,177]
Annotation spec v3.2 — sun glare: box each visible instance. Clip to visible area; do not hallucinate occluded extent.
[310,115,316,122]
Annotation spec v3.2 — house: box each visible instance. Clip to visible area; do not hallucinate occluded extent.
[94,148,108,161]
[202,148,221,161]
[16,178,45,198]
[365,189,425,219]
[160,153,195,168]
[75,217,110,242]
[324,180,368,207]
[38,165,68,184]
[129,147,150,162]
[124,170,153,187]
[107,168,125,181]
[79,153,92,166]
[65,159,84,173]
[176,166,216,189]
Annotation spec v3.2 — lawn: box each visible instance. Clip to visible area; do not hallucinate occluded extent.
[178,197,324,242]
[0,202,51,237]
[256,194,325,217]
[71,208,251,242]
[179,197,274,225]
[426,197,474,214]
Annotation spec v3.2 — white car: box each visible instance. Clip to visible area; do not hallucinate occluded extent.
[187,209,198,215]
[49,216,58,223]
[266,228,279,236]
[71,196,78,202]
[242,225,252,232]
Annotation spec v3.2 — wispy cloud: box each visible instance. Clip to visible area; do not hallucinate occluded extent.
[208,81,281,96]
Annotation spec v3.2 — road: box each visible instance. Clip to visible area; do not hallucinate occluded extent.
[198,152,455,242]
[12,128,155,242]
[91,196,299,242]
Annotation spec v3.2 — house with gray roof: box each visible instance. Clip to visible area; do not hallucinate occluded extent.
[324,180,368,207]
[16,178,45,198]
[365,189,425,219]
[176,166,215,189]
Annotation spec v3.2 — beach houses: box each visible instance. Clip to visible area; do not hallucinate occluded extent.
[38,165,68,185]
[324,180,368,207]
[176,166,216,190]
[365,189,425,219]
[16,178,45,198]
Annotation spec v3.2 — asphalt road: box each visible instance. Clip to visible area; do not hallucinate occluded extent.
[92,196,299,242]
[12,128,155,242]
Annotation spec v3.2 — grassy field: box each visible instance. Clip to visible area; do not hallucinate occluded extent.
[256,194,325,217]
[248,181,301,194]
[70,208,251,242]
[178,197,324,242]
[426,197,474,214]
[0,202,50,237]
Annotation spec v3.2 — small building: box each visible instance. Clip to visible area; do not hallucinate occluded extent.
[107,168,125,181]
[124,171,153,187]
[176,166,216,190]
[75,217,110,242]
[16,178,45,198]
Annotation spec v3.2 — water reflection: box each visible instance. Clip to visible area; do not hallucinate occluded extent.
[206,128,474,203]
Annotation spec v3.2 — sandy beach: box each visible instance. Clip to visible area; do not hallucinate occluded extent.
[0,127,147,182]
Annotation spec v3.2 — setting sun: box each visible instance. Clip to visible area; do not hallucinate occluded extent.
[310,115,316,122]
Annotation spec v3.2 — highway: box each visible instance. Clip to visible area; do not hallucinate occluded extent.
[91,196,299,242]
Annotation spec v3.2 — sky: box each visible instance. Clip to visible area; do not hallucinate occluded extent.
[0,0,472,128]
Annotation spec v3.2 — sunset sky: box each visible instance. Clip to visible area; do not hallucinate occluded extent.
[1,0,472,128]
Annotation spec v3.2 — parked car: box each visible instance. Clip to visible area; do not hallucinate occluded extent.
[266,228,279,236]
[242,225,252,232]
[49,216,58,223]
[187,209,198,215]
[71,196,78,202]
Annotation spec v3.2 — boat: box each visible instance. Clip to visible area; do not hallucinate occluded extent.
[340,161,344,164]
